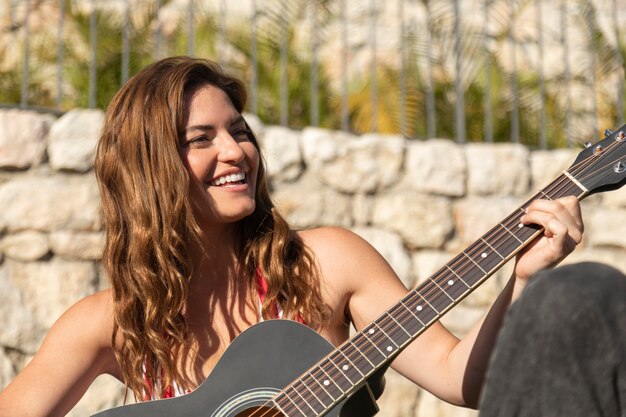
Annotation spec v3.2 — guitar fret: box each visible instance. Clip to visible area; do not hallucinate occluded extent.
[450,262,486,288]
[343,338,376,375]
[293,376,331,414]
[437,270,471,301]
[480,238,504,259]
[399,299,425,326]
[356,332,386,363]
[286,384,320,415]
[297,373,333,409]
[463,240,505,278]
[503,212,542,243]
[500,222,523,243]
[317,365,346,395]
[279,388,308,417]
[309,367,342,398]
[327,355,359,387]
[372,320,400,356]
[484,226,522,261]
[385,304,421,343]
[539,190,553,200]
[563,170,588,194]
[462,251,487,274]
[322,357,354,392]
[387,308,411,346]
[328,349,364,384]
[385,303,426,348]
[414,288,441,315]
[445,265,471,288]
[272,399,289,417]
[429,277,454,301]
[307,370,337,402]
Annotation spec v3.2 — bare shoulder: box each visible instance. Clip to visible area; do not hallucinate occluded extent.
[297,226,376,261]
[32,288,118,373]
[57,289,115,343]
[297,226,407,294]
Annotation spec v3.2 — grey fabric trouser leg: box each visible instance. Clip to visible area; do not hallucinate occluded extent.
[478,262,626,417]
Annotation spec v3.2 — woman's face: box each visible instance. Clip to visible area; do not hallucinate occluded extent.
[180,84,259,227]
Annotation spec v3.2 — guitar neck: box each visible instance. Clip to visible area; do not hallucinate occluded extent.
[272,171,588,417]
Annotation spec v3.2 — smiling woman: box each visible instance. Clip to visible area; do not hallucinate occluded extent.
[93,57,328,401]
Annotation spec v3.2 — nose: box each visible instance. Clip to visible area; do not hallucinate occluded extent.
[216,132,245,163]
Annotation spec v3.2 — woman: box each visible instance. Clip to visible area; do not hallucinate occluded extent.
[0,56,607,416]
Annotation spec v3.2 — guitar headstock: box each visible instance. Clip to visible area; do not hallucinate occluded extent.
[570,126,626,195]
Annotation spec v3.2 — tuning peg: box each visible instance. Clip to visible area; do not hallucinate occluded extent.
[605,129,614,137]
[584,141,593,148]
[614,161,626,173]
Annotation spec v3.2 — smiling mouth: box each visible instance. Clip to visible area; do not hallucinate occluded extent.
[208,172,246,187]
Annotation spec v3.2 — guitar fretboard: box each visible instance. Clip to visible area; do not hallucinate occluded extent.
[270,172,587,417]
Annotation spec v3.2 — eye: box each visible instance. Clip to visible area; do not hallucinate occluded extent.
[184,135,212,148]
[232,129,253,141]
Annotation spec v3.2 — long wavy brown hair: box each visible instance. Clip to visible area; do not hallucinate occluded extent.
[95,56,328,400]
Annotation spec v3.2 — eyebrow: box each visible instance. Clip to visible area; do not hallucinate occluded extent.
[185,115,245,134]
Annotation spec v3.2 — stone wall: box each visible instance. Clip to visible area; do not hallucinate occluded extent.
[1,108,625,416]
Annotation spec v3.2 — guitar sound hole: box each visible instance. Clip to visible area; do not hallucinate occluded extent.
[234,406,285,417]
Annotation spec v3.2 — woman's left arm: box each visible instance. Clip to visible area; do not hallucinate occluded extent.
[306,196,583,408]
[397,196,584,407]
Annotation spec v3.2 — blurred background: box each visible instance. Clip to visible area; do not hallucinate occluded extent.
[2,1,626,417]
[3,0,626,147]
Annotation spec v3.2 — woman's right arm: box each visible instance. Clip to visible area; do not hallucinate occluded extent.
[0,290,120,417]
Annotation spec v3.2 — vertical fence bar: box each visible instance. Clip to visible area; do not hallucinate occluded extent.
[219,0,226,68]
[369,0,378,133]
[121,0,130,85]
[454,0,465,143]
[310,3,319,126]
[20,0,30,108]
[613,0,624,126]
[89,0,97,109]
[279,12,288,126]
[425,2,436,138]
[187,0,194,56]
[250,0,258,115]
[509,1,519,144]
[9,0,16,26]
[536,0,547,148]
[398,0,407,137]
[341,0,349,131]
[483,0,493,143]
[584,2,598,138]
[155,0,163,60]
[56,0,65,111]
[561,0,572,147]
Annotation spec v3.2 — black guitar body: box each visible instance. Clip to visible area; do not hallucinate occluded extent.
[93,320,384,417]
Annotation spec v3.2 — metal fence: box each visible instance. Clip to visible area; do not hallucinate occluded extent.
[1,0,626,147]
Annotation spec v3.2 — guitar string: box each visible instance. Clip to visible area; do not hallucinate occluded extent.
[246,138,625,417]
[322,136,617,412]
[273,177,577,417]
[254,144,608,417]
[329,137,626,416]
[282,147,616,412]
[274,141,616,414]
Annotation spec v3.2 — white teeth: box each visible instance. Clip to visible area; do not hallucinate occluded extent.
[210,172,245,186]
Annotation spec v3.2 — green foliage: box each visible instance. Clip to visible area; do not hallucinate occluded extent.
[63,2,160,109]
[2,0,625,149]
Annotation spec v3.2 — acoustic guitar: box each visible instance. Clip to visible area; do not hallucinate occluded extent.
[93,128,626,417]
